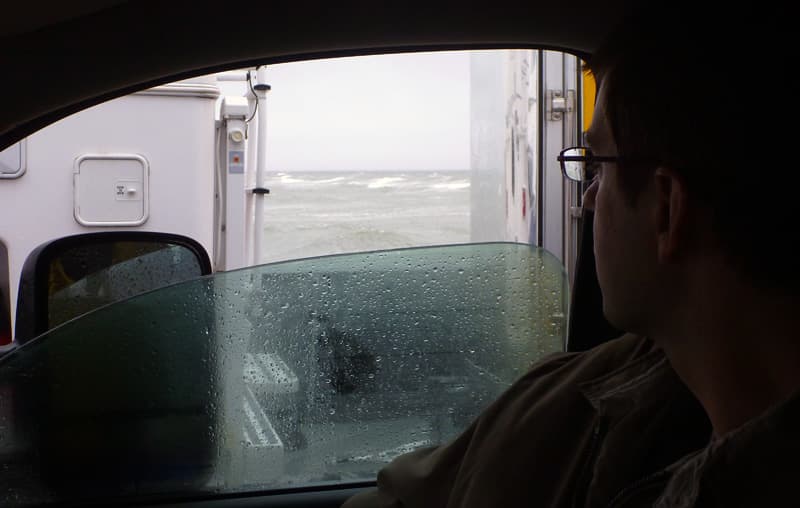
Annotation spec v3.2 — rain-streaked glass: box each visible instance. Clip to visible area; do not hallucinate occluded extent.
[0,242,567,506]
[48,242,204,329]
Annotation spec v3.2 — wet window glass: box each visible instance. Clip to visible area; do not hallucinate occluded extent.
[47,241,204,329]
[0,242,567,506]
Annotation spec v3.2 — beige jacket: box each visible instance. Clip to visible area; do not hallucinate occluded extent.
[343,334,712,507]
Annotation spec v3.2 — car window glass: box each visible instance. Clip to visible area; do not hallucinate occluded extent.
[47,241,204,329]
[0,47,584,506]
[0,242,567,506]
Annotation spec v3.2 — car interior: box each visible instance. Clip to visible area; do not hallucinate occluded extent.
[1,1,640,506]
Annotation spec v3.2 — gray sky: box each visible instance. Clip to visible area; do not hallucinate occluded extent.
[254,51,471,172]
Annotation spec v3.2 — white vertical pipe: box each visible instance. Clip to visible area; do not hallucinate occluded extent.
[244,83,258,266]
[253,66,270,265]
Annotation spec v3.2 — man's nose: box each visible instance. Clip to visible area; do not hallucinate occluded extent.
[582,180,597,212]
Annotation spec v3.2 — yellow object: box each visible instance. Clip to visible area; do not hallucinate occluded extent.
[582,68,596,135]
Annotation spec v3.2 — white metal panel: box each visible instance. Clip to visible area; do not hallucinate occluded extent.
[220,96,250,271]
[0,140,25,178]
[74,154,148,226]
[541,51,582,283]
[562,56,581,285]
[541,50,566,264]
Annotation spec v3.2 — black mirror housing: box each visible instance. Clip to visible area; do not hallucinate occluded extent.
[14,231,211,345]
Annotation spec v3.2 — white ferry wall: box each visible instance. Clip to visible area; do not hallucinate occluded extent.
[0,76,220,337]
[470,50,538,246]
[470,49,584,280]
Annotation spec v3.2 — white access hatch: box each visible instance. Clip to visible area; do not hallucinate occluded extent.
[73,154,149,226]
[0,140,26,178]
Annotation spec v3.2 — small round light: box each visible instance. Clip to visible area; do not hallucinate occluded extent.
[229,130,244,143]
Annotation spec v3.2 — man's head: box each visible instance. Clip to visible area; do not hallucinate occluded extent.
[582,4,792,332]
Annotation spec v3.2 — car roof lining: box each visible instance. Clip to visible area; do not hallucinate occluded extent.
[1,43,585,150]
[0,0,633,149]
[1,0,130,38]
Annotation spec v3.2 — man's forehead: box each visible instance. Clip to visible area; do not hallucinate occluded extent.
[584,119,607,150]
[585,85,613,151]
[583,130,595,147]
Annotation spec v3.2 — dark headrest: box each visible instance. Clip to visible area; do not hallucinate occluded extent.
[566,211,622,352]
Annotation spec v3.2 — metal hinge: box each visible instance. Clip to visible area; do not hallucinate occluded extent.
[547,89,575,121]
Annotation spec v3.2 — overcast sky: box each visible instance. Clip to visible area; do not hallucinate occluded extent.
[219,51,472,172]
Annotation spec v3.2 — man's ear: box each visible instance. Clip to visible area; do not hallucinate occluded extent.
[653,167,690,263]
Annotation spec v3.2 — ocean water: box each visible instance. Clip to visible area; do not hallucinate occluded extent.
[260,171,471,264]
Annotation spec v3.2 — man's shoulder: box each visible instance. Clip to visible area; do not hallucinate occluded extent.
[341,335,669,508]
[522,332,659,385]
[482,333,661,422]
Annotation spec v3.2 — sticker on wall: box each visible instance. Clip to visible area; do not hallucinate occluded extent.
[229,150,245,174]
[522,188,527,218]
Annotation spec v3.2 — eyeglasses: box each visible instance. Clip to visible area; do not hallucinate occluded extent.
[557,147,619,182]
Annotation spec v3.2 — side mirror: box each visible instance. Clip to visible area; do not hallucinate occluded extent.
[14,232,211,345]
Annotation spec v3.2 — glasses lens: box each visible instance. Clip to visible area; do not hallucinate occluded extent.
[562,148,590,181]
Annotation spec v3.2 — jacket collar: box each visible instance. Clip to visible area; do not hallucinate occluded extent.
[577,342,712,508]
[579,344,680,416]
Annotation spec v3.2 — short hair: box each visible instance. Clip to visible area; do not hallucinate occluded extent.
[586,3,793,292]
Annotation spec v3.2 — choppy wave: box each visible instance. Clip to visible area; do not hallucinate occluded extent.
[270,171,469,192]
[366,177,406,189]
[274,173,348,185]
[261,171,471,263]
[431,182,470,191]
